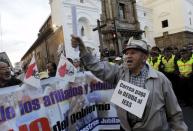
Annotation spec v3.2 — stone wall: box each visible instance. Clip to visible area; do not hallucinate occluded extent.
[155,31,193,48]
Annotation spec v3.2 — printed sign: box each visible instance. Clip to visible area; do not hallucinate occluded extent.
[111,80,150,118]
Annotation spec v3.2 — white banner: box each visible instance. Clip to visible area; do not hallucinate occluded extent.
[0,72,120,131]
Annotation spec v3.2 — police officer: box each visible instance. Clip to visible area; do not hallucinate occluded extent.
[161,47,178,94]
[147,47,164,71]
[176,47,193,106]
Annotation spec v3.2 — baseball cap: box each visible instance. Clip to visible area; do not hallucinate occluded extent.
[122,37,149,54]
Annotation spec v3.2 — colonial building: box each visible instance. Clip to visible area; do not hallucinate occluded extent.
[49,0,101,59]
[143,0,193,48]
[136,0,155,47]
[100,0,143,57]
[21,16,64,71]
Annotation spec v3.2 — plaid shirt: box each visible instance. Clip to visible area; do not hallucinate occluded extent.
[127,64,149,127]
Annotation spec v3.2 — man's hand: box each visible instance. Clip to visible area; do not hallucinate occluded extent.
[71,34,80,48]
[71,34,87,53]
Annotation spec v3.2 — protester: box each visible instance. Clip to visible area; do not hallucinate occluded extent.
[114,56,122,65]
[71,35,188,131]
[73,58,84,72]
[46,62,57,77]
[17,63,28,81]
[73,58,80,69]
[0,60,22,88]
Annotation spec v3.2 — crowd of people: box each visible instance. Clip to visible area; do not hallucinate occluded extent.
[0,35,192,130]
[71,35,188,131]
[102,43,193,108]
[147,44,193,107]
[0,56,84,88]
[0,59,22,88]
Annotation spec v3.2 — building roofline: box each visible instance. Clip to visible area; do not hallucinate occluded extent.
[21,15,53,61]
[39,15,51,32]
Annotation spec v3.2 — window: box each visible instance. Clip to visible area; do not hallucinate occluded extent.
[189,18,192,25]
[119,3,126,20]
[81,26,85,36]
[80,0,84,3]
[162,20,168,28]
[144,12,146,16]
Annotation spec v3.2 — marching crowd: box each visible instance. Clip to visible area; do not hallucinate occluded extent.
[0,59,22,87]
[71,35,188,131]
[0,35,192,131]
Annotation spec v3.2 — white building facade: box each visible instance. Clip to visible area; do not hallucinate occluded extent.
[49,0,101,59]
[136,0,155,47]
[142,0,193,47]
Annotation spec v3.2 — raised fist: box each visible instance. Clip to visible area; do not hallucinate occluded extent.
[71,34,87,53]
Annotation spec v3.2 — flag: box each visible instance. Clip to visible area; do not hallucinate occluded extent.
[24,54,41,88]
[56,54,77,83]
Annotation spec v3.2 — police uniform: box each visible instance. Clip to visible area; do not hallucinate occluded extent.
[161,47,178,97]
[176,49,193,106]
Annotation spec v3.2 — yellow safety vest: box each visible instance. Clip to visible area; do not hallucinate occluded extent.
[148,57,161,70]
[162,55,175,73]
[177,59,193,77]
[147,57,151,64]
[147,54,162,64]
[158,54,162,60]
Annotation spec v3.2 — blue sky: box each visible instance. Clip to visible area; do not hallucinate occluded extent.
[0,0,50,65]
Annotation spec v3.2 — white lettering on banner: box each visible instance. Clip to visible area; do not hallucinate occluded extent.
[111,80,150,118]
